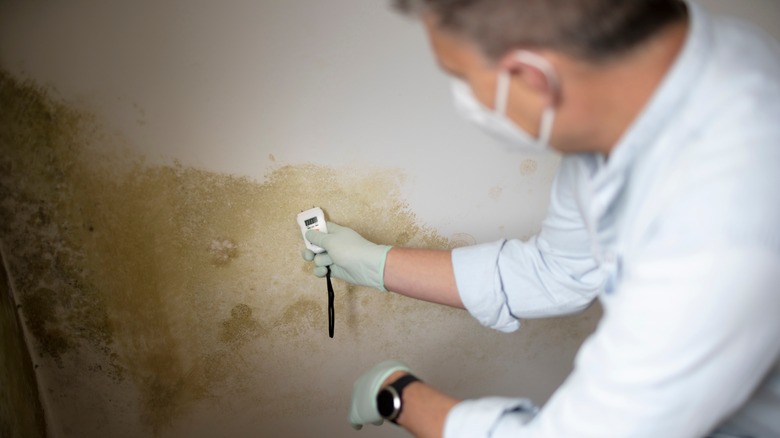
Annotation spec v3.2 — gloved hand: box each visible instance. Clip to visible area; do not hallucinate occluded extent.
[348,360,412,430]
[303,222,392,291]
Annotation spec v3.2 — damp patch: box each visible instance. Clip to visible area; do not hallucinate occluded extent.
[0,69,599,438]
[0,69,457,435]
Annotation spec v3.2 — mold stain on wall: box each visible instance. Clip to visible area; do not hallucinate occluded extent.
[0,69,451,436]
[520,159,538,176]
[0,69,600,437]
[0,249,47,438]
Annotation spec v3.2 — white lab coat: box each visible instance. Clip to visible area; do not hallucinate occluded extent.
[446,1,780,437]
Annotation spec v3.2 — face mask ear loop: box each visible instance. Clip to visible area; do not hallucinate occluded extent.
[514,51,560,97]
[514,51,560,147]
[538,107,556,147]
[495,71,511,115]
[496,65,556,147]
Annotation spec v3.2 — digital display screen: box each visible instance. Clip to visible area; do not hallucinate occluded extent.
[305,217,318,227]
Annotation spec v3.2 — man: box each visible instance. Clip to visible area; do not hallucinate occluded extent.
[302,0,780,436]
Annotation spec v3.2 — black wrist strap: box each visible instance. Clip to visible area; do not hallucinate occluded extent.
[390,374,420,392]
[388,374,421,424]
[326,266,335,338]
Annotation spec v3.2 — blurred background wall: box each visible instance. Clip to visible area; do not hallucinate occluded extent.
[0,1,777,436]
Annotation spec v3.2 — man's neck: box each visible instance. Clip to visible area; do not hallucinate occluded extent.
[555,18,690,156]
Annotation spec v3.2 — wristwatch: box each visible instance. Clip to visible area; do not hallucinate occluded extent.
[376,374,420,424]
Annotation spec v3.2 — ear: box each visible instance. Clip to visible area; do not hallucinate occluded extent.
[499,51,561,106]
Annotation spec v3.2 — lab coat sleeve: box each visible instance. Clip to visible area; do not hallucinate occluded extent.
[444,397,538,436]
[444,246,780,438]
[452,156,606,332]
[446,118,780,436]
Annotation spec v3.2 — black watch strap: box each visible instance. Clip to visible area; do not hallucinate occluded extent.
[391,374,419,392]
[380,374,421,424]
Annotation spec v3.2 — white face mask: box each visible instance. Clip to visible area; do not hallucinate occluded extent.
[451,51,558,152]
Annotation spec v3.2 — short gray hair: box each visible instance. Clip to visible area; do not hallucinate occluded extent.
[393,0,687,62]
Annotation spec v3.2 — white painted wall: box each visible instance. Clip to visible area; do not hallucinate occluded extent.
[0,1,777,437]
[2,1,778,242]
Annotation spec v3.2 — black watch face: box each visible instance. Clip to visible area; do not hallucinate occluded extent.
[376,389,395,418]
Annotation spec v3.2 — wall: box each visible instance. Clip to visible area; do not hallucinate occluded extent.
[0,65,596,438]
[0,1,777,437]
[0,249,47,437]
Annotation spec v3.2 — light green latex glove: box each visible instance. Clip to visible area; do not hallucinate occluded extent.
[348,360,412,430]
[303,222,392,291]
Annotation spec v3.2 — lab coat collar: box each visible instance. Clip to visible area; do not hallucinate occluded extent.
[572,0,713,255]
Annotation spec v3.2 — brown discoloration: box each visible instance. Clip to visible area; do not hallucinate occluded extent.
[0,69,599,437]
[520,159,539,176]
[208,238,239,267]
[489,185,504,199]
[0,69,457,434]
[450,233,477,248]
[220,304,264,346]
[0,70,119,377]
[0,254,48,438]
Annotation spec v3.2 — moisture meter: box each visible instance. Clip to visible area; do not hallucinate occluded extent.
[297,207,328,254]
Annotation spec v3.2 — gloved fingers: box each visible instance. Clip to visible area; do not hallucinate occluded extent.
[314,265,347,281]
[348,397,380,429]
[307,222,363,246]
[347,420,381,430]
[325,221,345,233]
[305,228,329,248]
[302,248,316,261]
[349,400,368,430]
[313,253,333,267]
[347,359,412,430]
[361,360,412,386]
[313,266,329,278]
[304,220,388,290]
[326,265,352,283]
